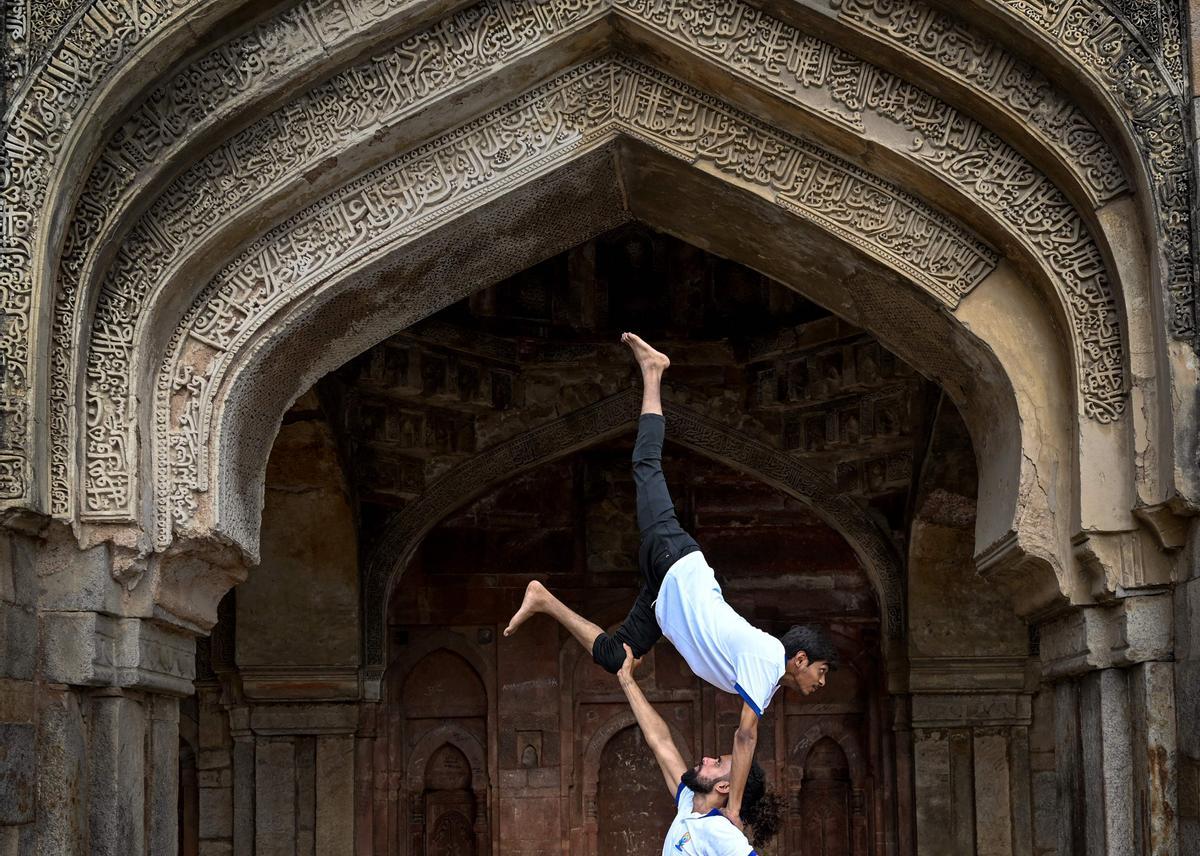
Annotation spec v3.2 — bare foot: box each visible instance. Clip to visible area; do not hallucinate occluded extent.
[504,580,548,637]
[621,332,670,373]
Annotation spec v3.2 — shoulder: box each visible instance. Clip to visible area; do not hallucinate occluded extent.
[675,780,694,812]
[697,812,754,853]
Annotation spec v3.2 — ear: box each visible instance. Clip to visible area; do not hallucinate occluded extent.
[715,780,731,795]
[794,650,809,669]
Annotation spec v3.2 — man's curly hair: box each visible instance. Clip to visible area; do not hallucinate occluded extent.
[742,760,784,849]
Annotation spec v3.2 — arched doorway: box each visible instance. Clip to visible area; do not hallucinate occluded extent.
[799,737,853,856]
[423,744,478,856]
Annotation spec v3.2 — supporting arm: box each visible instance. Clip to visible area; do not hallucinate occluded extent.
[617,644,687,796]
[722,701,759,828]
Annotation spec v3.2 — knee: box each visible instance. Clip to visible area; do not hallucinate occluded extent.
[591,633,623,674]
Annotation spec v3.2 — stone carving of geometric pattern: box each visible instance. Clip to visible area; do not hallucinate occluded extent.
[3,0,94,98]
[993,0,1194,339]
[617,0,1127,424]
[150,59,999,537]
[61,0,1130,519]
[29,0,87,62]
[1104,0,1186,89]
[4,0,1176,511]
[360,387,905,667]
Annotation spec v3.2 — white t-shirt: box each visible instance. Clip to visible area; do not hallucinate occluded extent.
[662,781,758,856]
[655,552,785,716]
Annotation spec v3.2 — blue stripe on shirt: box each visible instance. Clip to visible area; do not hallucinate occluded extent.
[676,780,686,805]
[734,682,762,717]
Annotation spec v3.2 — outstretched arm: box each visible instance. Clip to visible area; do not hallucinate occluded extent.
[722,702,759,828]
[617,644,687,796]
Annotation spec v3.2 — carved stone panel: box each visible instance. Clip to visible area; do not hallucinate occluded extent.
[50,0,1138,524]
[148,59,1005,542]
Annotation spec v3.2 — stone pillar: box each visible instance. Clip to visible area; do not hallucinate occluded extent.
[1039,595,1178,856]
[232,733,257,856]
[906,656,1035,856]
[1052,680,1084,856]
[1174,533,1200,854]
[218,701,359,856]
[25,652,192,856]
[148,695,183,855]
[88,690,148,856]
[1,509,247,856]
[0,527,38,854]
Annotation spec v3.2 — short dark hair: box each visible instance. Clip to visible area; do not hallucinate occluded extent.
[742,760,783,848]
[780,624,838,667]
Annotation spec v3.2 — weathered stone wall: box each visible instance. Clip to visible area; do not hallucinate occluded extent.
[905,402,1039,855]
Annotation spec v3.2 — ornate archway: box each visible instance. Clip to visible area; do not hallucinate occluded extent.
[4,0,1195,853]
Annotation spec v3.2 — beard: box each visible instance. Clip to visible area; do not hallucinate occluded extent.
[681,765,716,794]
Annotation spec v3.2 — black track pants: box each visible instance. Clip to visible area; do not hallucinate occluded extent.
[591,414,701,673]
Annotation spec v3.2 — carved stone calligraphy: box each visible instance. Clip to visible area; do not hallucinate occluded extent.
[149,59,1002,541]
[830,0,1126,206]
[2,0,195,504]
[60,0,1135,524]
[991,0,1194,338]
[51,0,610,517]
[4,0,1185,520]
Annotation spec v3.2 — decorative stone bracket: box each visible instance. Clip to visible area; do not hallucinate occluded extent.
[39,612,197,696]
[1037,594,1174,682]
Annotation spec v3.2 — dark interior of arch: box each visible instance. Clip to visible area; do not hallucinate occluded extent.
[317,222,943,542]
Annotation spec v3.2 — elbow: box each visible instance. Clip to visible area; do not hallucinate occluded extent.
[734,726,757,748]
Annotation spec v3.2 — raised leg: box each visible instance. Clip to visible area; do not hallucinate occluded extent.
[622,332,702,588]
[621,332,669,416]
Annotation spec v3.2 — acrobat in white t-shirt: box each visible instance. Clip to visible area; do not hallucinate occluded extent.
[662,780,758,856]
[654,552,785,716]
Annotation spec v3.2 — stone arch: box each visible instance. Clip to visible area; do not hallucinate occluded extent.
[37,8,1146,532]
[403,724,492,854]
[797,736,860,855]
[122,51,1036,538]
[384,630,497,708]
[401,649,488,720]
[80,37,1147,540]
[3,0,1189,536]
[790,722,869,785]
[359,386,904,675]
[15,2,1180,638]
[151,133,1081,643]
[407,723,489,794]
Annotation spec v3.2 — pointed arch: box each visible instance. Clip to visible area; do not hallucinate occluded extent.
[361,387,904,676]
